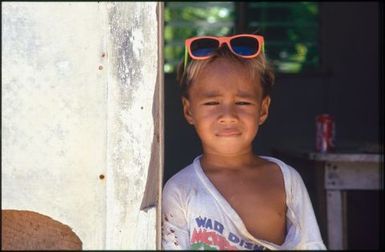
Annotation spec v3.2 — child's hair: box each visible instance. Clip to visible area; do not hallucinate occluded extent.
[176,46,275,99]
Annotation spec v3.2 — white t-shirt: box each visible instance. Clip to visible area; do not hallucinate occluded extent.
[162,155,326,250]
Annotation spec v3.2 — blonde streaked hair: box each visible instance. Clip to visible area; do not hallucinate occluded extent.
[176,46,275,99]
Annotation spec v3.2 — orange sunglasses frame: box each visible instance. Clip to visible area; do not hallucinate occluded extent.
[184,34,265,68]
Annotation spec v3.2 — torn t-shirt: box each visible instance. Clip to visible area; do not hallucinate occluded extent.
[162,155,326,250]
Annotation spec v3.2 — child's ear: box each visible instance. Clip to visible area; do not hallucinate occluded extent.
[258,96,271,125]
[182,97,194,125]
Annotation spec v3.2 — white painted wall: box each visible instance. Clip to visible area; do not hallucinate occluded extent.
[2,2,162,249]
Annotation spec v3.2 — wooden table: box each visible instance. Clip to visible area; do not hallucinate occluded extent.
[272,149,383,249]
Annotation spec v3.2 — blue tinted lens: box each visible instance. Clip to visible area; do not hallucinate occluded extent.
[192,48,215,57]
[191,38,219,57]
[232,46,255,56]
[230,37,258,56]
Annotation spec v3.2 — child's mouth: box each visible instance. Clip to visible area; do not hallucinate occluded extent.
[216,128,241,137]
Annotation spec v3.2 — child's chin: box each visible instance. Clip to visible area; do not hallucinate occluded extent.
[216,137,245,145]
[212,144,248,155]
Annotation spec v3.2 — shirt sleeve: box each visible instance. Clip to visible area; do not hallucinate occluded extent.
[162,179,190,250]
[289,167,327,250]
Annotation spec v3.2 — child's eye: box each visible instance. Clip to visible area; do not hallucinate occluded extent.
[203,101,219,106]
[236,101,252,105]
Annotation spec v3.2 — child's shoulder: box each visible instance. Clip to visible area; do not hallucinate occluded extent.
[258,155,303,183]
[165,163,194,185]
[163,156,201,192]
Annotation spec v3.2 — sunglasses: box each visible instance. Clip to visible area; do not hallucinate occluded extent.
[184,34,265,69]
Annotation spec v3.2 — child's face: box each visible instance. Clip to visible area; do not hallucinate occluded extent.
[182,58,271,156]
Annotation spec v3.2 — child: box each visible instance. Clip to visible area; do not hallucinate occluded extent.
[162,34,326,250]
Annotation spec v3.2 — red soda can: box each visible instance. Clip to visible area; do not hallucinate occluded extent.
[315,114,335,152]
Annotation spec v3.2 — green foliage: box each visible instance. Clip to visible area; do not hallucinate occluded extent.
[248,2,319,73]
[164,2,319,74]
[164,2,234,73]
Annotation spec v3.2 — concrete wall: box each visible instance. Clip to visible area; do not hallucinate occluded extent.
[2,2,162,250]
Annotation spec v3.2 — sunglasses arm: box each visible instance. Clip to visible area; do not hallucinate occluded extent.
[183,46,189,70]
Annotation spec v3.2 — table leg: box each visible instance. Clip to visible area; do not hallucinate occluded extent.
[327,190,343,249]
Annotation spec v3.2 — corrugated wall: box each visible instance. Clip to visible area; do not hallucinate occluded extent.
[2,2,163,250]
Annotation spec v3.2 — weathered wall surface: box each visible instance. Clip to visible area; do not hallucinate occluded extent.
[2,2,161,250]
[105,2,160,249]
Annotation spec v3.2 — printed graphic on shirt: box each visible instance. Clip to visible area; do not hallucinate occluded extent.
[191,216,268,250]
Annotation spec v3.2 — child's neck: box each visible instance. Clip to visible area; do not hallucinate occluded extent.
[201,149,260,171]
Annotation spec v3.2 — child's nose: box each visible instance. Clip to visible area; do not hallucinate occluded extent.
[218,105,238,124]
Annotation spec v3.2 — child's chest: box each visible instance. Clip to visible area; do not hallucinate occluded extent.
[207,170,287,245]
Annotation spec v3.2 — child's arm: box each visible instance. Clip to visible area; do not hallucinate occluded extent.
[162,180,190,249]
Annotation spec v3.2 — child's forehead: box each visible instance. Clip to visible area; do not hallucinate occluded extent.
[191,71,262,99]
[198,88,259,98]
